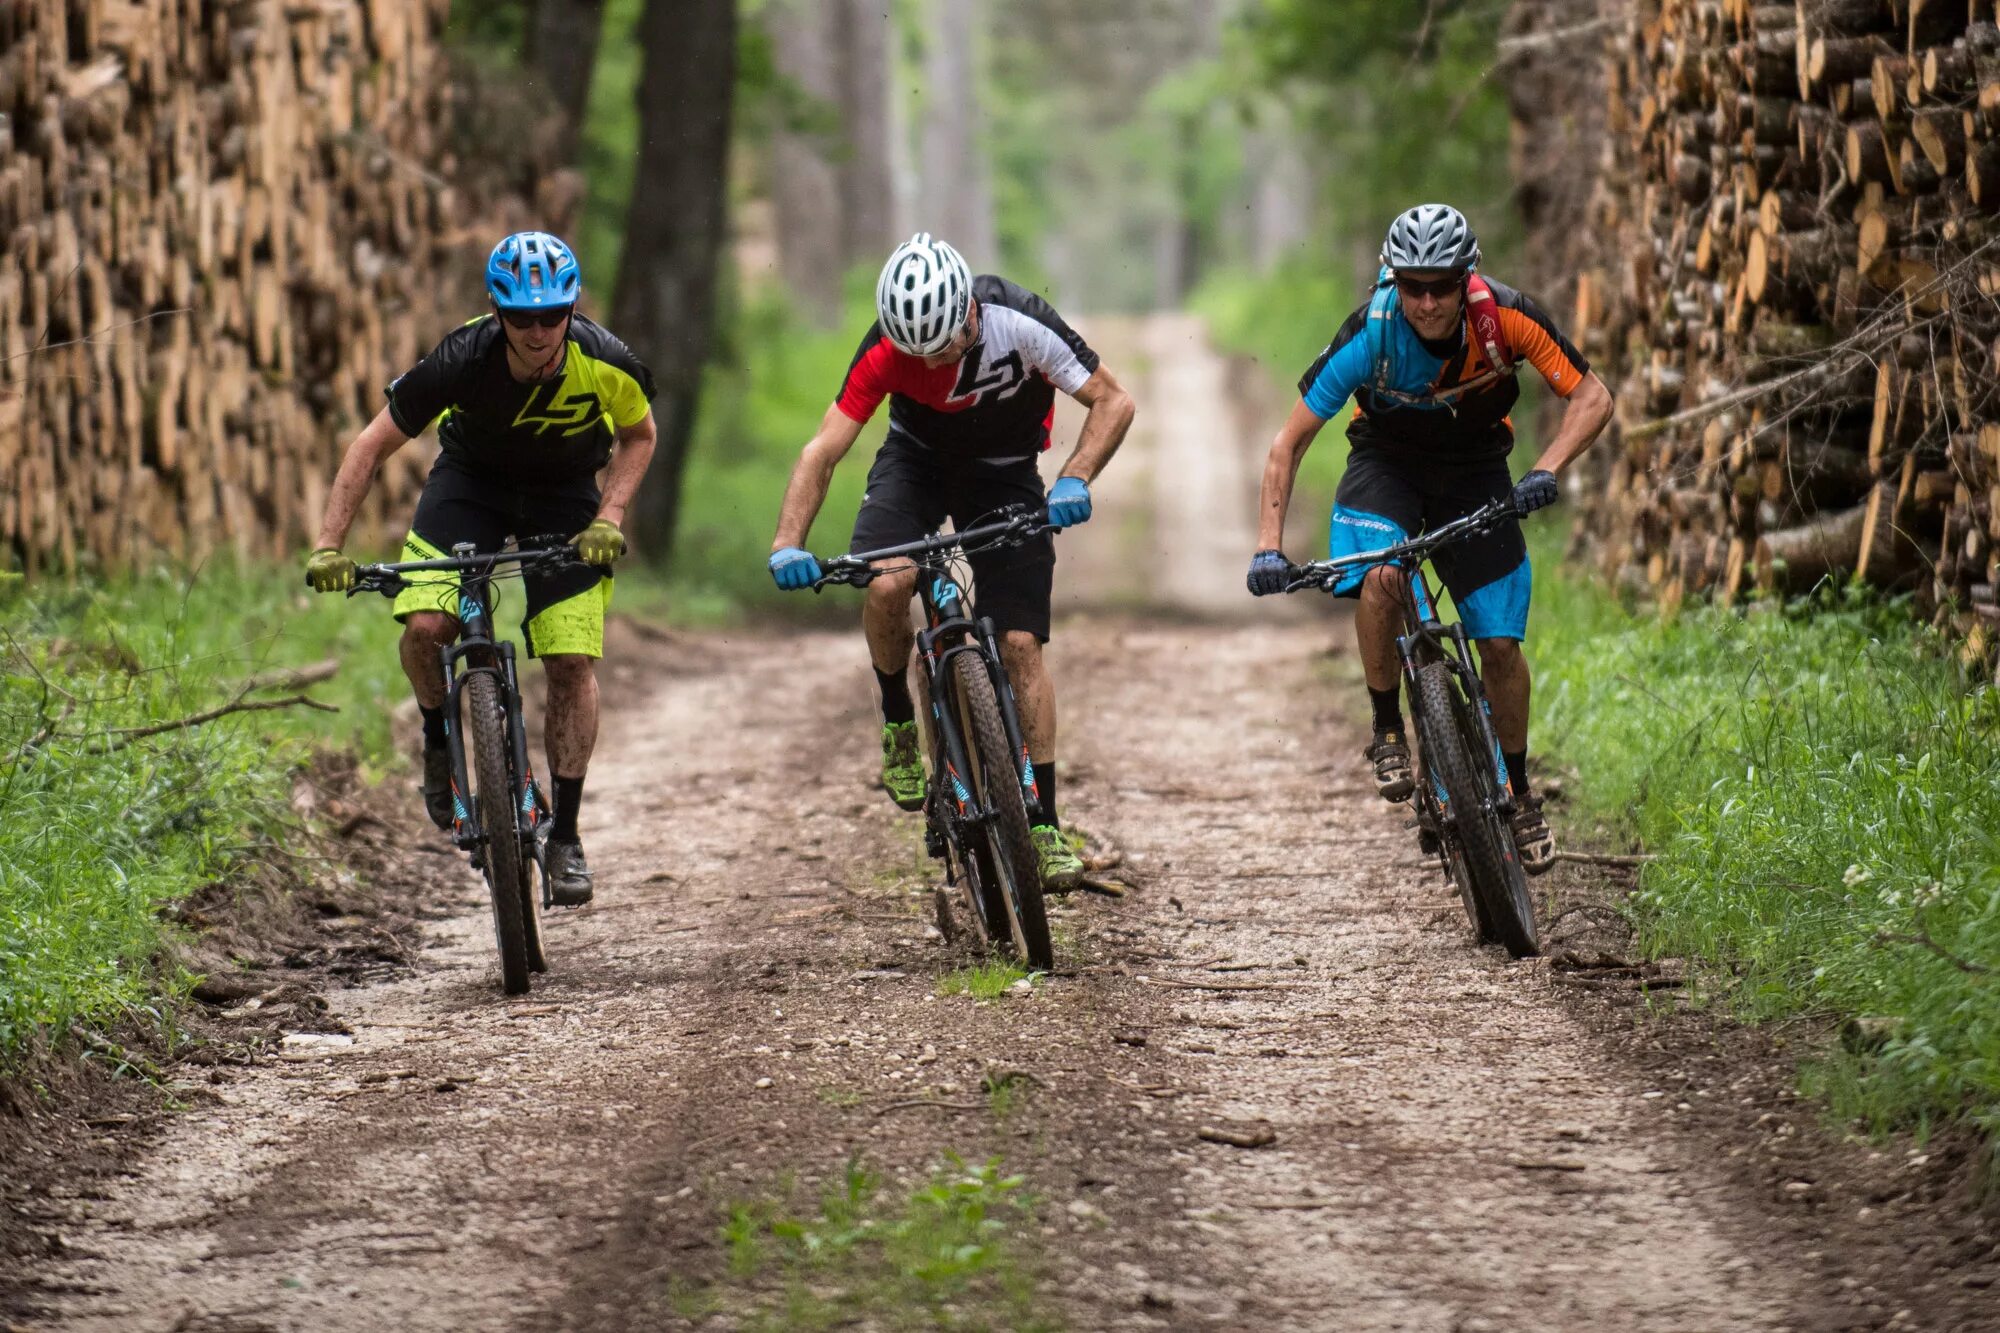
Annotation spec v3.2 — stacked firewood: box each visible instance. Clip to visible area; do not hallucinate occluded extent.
[0,0,571,571]
[1567,0,2000,669]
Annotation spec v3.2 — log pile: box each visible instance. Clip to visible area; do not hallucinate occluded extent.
[0,0,573,571]
[1566,0,2000,672]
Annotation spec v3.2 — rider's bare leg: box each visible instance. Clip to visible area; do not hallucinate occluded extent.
[1474,638,1529,754]
[862,566,920,677]
[1356,566,1408,694]
[1000,631,1053,765]
[399,612,459,710]
[540,654,599,781]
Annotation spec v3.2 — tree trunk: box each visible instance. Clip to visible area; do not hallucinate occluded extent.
[767,0,846,325]
[614,0,736,567]
[528,0,608,160]
[835,0,894,265]
[918,0,997,265]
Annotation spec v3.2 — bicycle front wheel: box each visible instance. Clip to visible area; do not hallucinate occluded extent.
[466,670,534,994]
[1413,661,1538,958]
[952,652,1052,970]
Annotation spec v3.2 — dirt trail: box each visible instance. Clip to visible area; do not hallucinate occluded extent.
[17,614,1839,1333]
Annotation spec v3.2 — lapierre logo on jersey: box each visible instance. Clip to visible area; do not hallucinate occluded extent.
[946,344,1029,408]
[510,385,602,436]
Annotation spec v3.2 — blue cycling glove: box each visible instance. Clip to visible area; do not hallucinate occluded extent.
[768,546,821,591]
[1246,549,1292,597]
[1047,476,1092,529]
[1512,470,1559,515]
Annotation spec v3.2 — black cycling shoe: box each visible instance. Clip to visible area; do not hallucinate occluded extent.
[1510,795,1557,876]
[547,839,595,906]
[421,741,454,830]
[1366,727,1415,802]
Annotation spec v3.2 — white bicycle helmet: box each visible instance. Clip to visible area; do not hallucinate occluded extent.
[1380,203,1481,274]
[875,233,973,356]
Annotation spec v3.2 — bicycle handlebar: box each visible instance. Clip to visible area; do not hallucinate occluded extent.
[1282,498,1523,594]
[810,505,1051,590]
[312,536,591,599]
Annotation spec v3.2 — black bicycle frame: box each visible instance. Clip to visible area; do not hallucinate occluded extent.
[1391,558,1518,826]
[1289,500,1522,823]
[819,511,1045,854]
[435,543,543,872]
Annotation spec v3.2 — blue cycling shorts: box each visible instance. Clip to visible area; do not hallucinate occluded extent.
[1325,450,1532,641]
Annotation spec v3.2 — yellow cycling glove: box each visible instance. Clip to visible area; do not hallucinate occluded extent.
[306,547,356,593]
[574,519,626,567]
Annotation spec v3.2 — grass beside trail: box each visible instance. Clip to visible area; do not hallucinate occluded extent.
[1527,532,2000,1149]
[688,1155,1056,1331]
[0,566,406,1067]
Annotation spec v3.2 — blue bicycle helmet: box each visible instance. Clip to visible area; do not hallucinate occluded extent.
[486,231,582,309]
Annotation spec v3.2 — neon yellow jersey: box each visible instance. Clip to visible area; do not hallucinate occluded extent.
[385,313,655,483]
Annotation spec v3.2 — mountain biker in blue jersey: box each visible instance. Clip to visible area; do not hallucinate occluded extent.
[1247,204,1615,874]
[305,232,658,906]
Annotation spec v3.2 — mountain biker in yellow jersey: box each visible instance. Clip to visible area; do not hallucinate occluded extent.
[304,232,658,906]
[1247,204,1614,874]
[767,234,1136,890]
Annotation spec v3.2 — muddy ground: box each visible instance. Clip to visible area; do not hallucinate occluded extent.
[3,613,1996,1333]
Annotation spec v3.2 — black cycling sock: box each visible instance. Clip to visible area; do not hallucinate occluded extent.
[1033,761,1058,830]
[419,704,447,747]
[876,668,915,726]
[1368,686,1403,734]
[551,775,585,843]
[1503,750,1531,798]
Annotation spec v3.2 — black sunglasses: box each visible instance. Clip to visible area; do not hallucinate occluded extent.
[499,306,573,330]
[1394,274,1464,299]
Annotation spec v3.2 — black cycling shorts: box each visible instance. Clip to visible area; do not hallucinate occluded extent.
[849,434,1056,641]
[1326,449,1531,641]
[393,461,610,658]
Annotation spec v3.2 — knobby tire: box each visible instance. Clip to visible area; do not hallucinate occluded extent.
[952,652,1053,970]
[466,670,534,994]
[1413,662,1539,958]
[920,655,999,948]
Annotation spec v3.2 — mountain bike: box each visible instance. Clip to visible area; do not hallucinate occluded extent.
[1282,499,1540,957]
[322,537,589,994]
[814,505,1055,969]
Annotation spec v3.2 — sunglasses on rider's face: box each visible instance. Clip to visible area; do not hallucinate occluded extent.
[500,306,573,330]
[1394,273,1464,300]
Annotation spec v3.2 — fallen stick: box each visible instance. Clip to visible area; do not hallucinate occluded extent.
[101,692,338,750]
[1197,1124,1277,1149]
[1139,976,1314,994]
[244,658,341,692]
[873,1098,986,1117]
[1554,849,1657,867]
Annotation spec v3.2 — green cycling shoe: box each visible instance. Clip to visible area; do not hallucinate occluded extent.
[881,721,927,811]
[1031,824,1083,892]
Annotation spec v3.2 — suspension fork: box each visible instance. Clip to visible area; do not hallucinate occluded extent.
[975,616,1040,816]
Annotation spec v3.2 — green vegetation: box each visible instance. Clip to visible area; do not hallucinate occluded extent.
[937,961,1035,1001]
[706,1154,1055,1331]
[1528,540,2000,1149]
[667,288,889,615]
[0,567,405,1065]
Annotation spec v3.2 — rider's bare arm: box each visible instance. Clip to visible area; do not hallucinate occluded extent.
[1524,370,1613,477]
[1256,400,1330,551]
[1055,365,1136,484]
[772,404,868,551]
[596,411,658,527]
[314,407,414,550]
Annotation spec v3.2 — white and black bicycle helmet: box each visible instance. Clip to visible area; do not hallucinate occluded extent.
[1380,203,1481,275]
[875,233,973,356]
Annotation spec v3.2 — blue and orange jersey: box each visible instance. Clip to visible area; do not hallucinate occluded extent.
[1297,277,1589,462]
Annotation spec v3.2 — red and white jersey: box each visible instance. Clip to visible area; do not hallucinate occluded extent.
[835,275,1100,462]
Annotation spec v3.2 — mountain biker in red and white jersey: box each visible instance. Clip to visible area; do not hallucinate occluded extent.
[767,234,1136,890]
[1247,204,1615,874]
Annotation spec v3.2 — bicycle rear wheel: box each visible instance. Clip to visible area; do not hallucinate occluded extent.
[1412,661,1538,958]
[952,652,1052,969]
[466,670,534,994]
